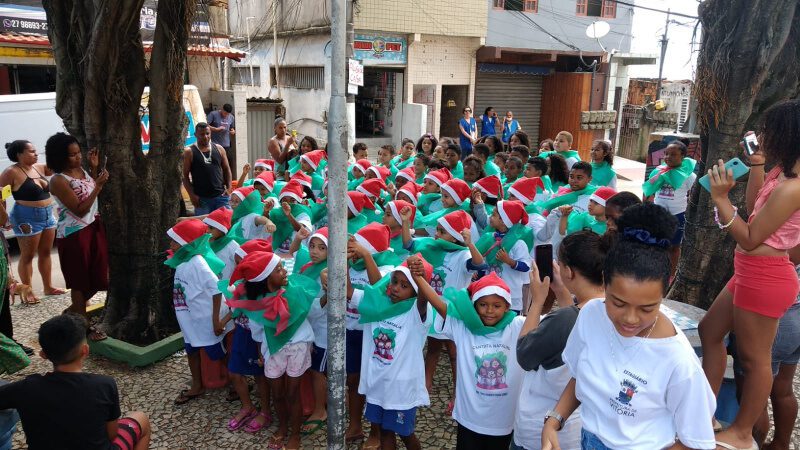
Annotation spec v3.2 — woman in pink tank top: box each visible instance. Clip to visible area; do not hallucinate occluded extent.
[700,99,800,450]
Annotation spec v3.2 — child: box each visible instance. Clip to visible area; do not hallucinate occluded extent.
[470,175,502,232]
[378,144,397,168]
[445,144,465,179]
[419,167,452,215]
[346,191,378,233]
[416,133,438,156]
[348,159,372,190]
[413,153,430,184]
[589,139,617,188]
[253,170,279,200]
[392,138,417,171]
[541,203,716,450]
[226,251,317,450]
[267,181,313,254]
[509,145,531,163]
[604,192,642,233]
[299,149,326,198]
[503,156,524,192]
[493,151,509,174]
[383,200,416,257]
[354,256,434,450]
[540,131,581,170]
[546,154,570,191]
[475,200,533,313]
[414,272,525,449]
[535,162,597,244]
[462,155,486,186]
[366,165,392,183]
[525,156,553,196]
[229,186,276,243]
[165,219,231,405]
[0,314,151,449]
[394,167,417,191]
[353,142,369,161]
[203,207,240,280]
[415,178,473,237]
[473,143,501,177]
[357,178,390,213]
[557,186,617,238]
[396,182,421,208]
[238,158,274,187]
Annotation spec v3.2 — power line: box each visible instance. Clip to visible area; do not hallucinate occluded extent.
[606,0,699,20]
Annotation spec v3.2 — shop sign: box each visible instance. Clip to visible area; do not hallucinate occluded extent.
[140,0,211,45]
[0,4,48,36]
[354,34,407,66]
[348,59,364,86]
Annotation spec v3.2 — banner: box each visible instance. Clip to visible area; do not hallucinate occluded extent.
[354,34,407,66]
[140,0,211,45]
[0,4,48,36]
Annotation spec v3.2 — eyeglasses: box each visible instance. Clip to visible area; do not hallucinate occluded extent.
[464,109,472,113]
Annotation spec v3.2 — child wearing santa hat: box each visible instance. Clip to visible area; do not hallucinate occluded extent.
[357,178,390,223]
[395,182,421,207]
[264,181,313,254]
[394,166,417,192]
[164,219,232,405]
[342,191,380,234]
[238,158,274,188]
[558,186,616,238]
[203,207,241,280]
[414,179,473,238]
[412,271,525,449]
[470,175,503,232]
[253,171,280,201]
[534,162,598,245]
[298,149,326,198]
[353,255,435,450]
[383,200,416,258]
[507,177,550,247]
[348,159,372,191]
[376,145,399,181]
[418,167,452,215]
[227,186,277,244]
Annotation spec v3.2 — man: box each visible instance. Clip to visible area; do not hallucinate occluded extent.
[183,122,232,215]
[207,103,236,169]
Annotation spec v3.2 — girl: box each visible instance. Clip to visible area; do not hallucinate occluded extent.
[541,203,716,450]
[345,191,377,233]
[393,138,416,171]
[445,144,465,180]
[203,207,240,280]
[482,135,505,156]
[503,156,524,193]
[539,139,555,154]
[509,130,530,149]
[589,140,617,189]
[470,175,502,232]
[493,152,509,174]
[253,171,279,201]
[459,106,478,158]
[413,153,430,184]
[394,167,417,192]
[266,181,313,254]
[415,133,438,156]
[285,135,320,179]
[383,200,416,257]
[502,111,521,144]
[415,271,525,449]
[418,168,452,215]
[226,251,317,450]
[525,157,553,196]
[557,187,616,238]
[480,107,498,137]
[228,186,277,243]
[414,179,473,237]
[701,100,800,450]
[462,156,486,186]
[604,192,642,234]
[396,182,421,208]
[514,231,608,450]
[298,149,326,198]
[356,179,389,223]
[238,158,273,187]
[348,159,372,190]
[547,154,570,191]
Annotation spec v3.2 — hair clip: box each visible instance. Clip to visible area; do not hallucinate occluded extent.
[622,228,671,249]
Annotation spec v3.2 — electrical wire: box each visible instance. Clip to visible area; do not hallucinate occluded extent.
[605,0,699,20]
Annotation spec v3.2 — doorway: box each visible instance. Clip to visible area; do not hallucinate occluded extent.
[355,68,403,138]
[439,85,468,139]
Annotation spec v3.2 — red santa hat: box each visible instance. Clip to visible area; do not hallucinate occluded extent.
[395,167,416,184]
[436,210,473,243]
[589,186,617,207]
[167,219,207,247]
[387,200,416,225]
[254,171,276,192]
[467,272,511,305]
[228,251,282,290]
[496,200,529,228]
[279,180,306,203]
[235,238,273,259]
[424,167,452,187]
[356,178,387,199]
[232,186,256,201]
[367,165,391,181]
[352,159,372,176]
[441,179,471,205]
[396,183,421,206]
[508,177,545,205]
[393,254,433,294]
[310,227,329,247]
[347,191,375,216]
[474,175,503,199]
[254,159,274,171]
[203,207,233,234]
[290,171,313,189]
[300,150,326,171]
[354,223,391,253]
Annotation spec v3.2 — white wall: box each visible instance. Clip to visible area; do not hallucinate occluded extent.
[188,56,223,107]
[401,103,426,144]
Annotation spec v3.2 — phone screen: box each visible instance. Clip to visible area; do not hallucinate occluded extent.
[534,244,554,282]
[744,135,758,155]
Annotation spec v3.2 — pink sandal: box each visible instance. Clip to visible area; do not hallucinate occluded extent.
[227,407,258,431]
[244,411,273,433]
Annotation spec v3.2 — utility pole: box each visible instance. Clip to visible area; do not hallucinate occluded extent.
[345,0,355,150]
[326,0,347,448]
[273,0,282,99]
[655,9,670,101]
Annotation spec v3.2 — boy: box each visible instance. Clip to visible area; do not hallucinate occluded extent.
[0,314,151,450]
[540,131,581,170]
[353,142,369,161]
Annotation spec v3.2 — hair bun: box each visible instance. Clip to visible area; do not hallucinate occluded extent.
[4,143,10,150]
[622,227,671,249]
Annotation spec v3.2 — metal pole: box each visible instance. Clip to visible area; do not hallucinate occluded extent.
[326,0,348,448]
[273,0,282,99]
[245,17,255,88]
[655,9,670,101]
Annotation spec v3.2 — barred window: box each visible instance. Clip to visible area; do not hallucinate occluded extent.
[232,66,260,86]
[270,66,325,89]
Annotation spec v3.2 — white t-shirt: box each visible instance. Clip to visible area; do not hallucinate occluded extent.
[357,296,431,410]
[485,240,530,311]
[514,364,582,450]
[537,194,591,244]
[274,212,312,255]
[654,173,696,215]
[346,265,394,331]
[306,296,328,349]
[214,239,240,281]
[172,255,232,347]
[239,213,271,241]
[562,299,716,450]
[434,313,526,436]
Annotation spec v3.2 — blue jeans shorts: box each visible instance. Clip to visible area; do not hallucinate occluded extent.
[9,203,56,237]
[365,403,417,437]
[670,212,686,246]
[581,429,612,450]
[184,341,227,361]
[194,195,230,216]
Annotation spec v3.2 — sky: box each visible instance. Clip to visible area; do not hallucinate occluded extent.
[627,0,702,80]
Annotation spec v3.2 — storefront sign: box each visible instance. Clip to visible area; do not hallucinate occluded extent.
[354,34,407,66]
[140,0,211,45]
[0,4,48,36]
[348,59,364,86]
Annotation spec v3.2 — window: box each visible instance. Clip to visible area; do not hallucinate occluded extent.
[523,0,538,12]
[498,0,536,12]
[577,0,616,18]
[493,0,505,8]
[270,66,324,89]
[231,66,260,86]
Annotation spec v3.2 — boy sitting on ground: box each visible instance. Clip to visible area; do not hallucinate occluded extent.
[0,314,151,450]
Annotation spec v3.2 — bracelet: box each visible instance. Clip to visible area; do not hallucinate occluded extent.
[750,163,765,167]
[714,206,738,230]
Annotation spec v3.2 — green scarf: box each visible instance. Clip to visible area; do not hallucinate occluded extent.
[358,274,417,324]
[415,174,426,184]
[347,177,364,191]
[484,160,501,177]
[541,150,581,162]
[292,247,328,282]
[535,185,598,213]
[309,201,328,226]
[566,211,607,235]
[417,193,441,216]
[393,155,416,171]
[443,287,517,335]
[590,161,616,187]
[287,156,301,175]
[232,191,263,225]
[209,234,235,254]
[642,157,697,197]
[164,234,225,276]
[410,237,466,268]
[413,201,470,231]
[348,214,370,234]
[228,274,316,354]
[451,161,465,179]
[350,249,402,273]
[389,233,409,259]
[541,175,554,193]
[269,203,312,250]
[311,172,325,194]
[475,225,533,267]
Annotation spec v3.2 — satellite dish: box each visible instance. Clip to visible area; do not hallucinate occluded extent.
[586,21,611,39]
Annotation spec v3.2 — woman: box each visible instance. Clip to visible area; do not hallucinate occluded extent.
[701,99,800,450]
[458,107,477,159]
[480,107,497,137]
[502,111,521,144]
[0,140,65,303]
[589,140,617,189]
[0,195,29,375]
[509,130,530,150]
[267,117,296,180]
[46,133,109,340]
[479,135,504,156]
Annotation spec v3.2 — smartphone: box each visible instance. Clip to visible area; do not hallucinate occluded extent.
[102,155,108,172]
[743,134,759,155]
[698,157,750,192]
[534,244,554,282]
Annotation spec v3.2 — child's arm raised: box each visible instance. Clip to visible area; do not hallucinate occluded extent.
[281,201,304,231]
[289,227,311,256]
[462,229,485,266]
[237,163,250,187]
[348,236,382,284]
[400,206,414,248]
[558,205,573,236]
[409,255,447,319]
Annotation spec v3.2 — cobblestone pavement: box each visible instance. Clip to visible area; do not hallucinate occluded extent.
[6,293,458,449]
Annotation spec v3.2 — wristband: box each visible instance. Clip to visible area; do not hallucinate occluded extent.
[749,163,765,167]
[714,206,738,230]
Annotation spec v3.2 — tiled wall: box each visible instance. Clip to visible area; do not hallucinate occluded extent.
[355,0,487,38]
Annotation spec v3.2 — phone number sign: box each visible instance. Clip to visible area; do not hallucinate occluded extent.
[0,16,48,36]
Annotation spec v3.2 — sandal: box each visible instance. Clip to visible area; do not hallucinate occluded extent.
[267,435,285,449]
[715,441,758,450]
[244,411,273,433]
[174,388,205,405]
[87,326,107,342]
[300,418,325,435]
[227,407,258,431]
[44,287,68,296]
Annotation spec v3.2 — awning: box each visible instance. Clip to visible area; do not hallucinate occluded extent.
[0,31,49,46]
[477,63,552,76]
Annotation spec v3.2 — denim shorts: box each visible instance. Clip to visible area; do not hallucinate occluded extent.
[581,429,612,450]
[670,212,686,246]
[365,403,417,437]
[9,203,56,237]
[194,195,230,216]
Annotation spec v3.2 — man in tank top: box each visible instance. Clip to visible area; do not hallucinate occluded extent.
[182,122,232,215]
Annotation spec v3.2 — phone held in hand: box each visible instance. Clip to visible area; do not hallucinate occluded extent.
[698,158,750,192]
[743,134,759,155]
[534,244,554,281]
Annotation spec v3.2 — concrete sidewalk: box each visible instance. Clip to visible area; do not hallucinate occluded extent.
[613,155,646,198]
[7,245,65,298]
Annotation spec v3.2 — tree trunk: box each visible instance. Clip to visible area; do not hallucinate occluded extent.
[667,0,800,309]
[44,0,194,343]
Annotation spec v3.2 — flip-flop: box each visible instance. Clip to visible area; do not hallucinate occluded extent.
[300,419,325,435]
[227,407,258,431]
[345,432,365,443]
[244,412,273,433]
[267,435,285,450]
[44,287,68,296]
[174,388,205,405]
[87,326,107,342]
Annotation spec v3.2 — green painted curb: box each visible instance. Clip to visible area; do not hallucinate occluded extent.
[89,332,185,367]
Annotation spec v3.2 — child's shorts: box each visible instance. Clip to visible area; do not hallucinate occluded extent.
[184,341,227,361]
[346,329,363,374]
[111,416,143,450]
[265,342,311,379]
[365,403,417,437]
[227,324,262,376]
[310,344,328,374]
[726,251,799,318]
[669,212,686,246]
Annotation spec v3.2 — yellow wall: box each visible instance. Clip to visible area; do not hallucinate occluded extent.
[355,0,487,38]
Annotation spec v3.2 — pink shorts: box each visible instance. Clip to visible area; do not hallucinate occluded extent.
[726,251,799,319]
[264,342,312,379]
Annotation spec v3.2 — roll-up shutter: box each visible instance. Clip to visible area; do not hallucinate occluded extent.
[475,72,543,145]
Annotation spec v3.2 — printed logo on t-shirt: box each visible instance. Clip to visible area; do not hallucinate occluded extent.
[279,237,292,253]
[234,314,250,329]
[475,352,509,391]
[610,371,647,417]
[372,328,396,362]
[173,284,188,310]
[431,269,445,295]
[488,263,503,277]
[659,185,676,199]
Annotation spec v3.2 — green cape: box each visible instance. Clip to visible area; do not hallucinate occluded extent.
[534,185,598,213]
[443,287,517,335]
[484,160,501,177]
[451,161,465,179]
[416,192,441,216]
[590,161,616,187]
[164,234,225,276]
[413,201,470,231]
[269,203,312,250]
[358,274,417,324]
[350,250,402,274]
[475,224,533,267]
[566,211,607,235]
[642,157,697,197]
[232,191,263,225]
[209,234,235,254]
[392,155,416,171]
[410,237,466,267]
